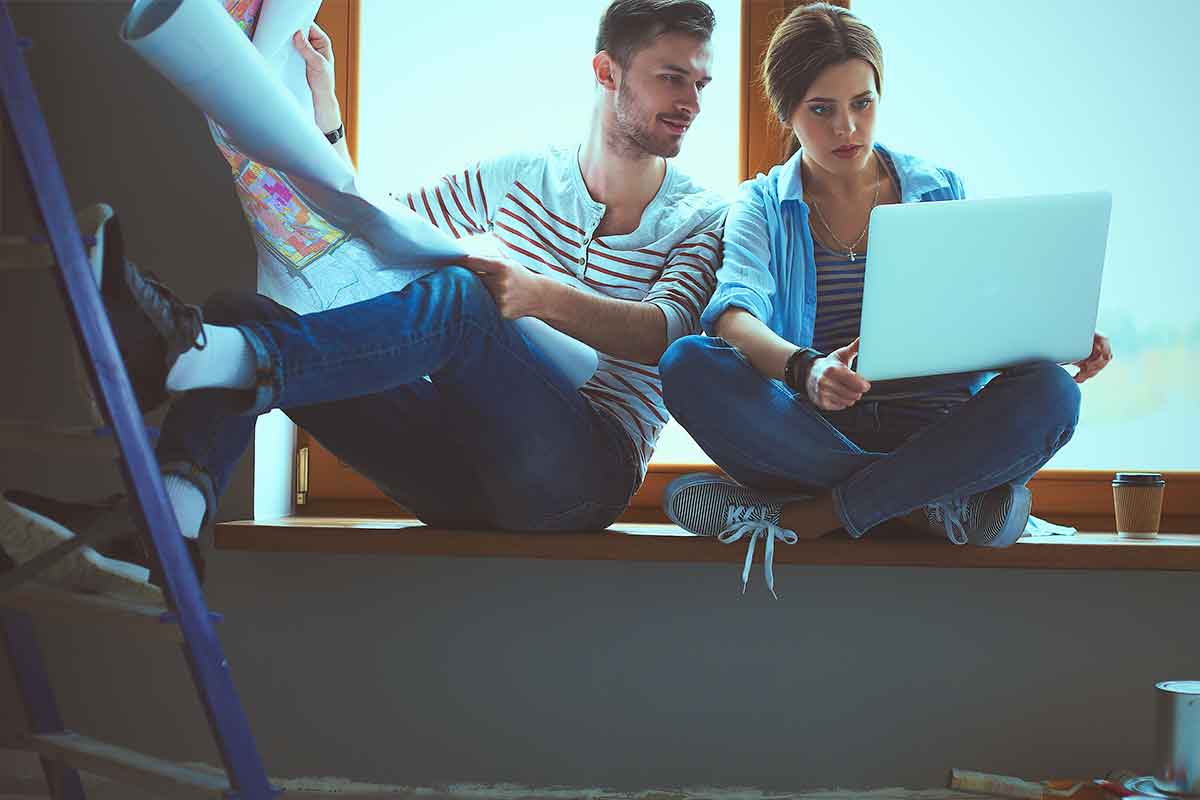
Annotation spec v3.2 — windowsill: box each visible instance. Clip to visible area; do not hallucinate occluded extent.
[215,515,1200,572]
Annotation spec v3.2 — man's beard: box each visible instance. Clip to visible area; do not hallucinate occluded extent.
[612,83,682,159]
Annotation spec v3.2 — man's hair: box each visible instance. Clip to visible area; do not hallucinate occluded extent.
[595,0,716,69]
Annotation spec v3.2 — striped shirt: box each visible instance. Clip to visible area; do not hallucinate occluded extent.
[811,240,866,355]
[392,145,728,478]
[810,150,901,354]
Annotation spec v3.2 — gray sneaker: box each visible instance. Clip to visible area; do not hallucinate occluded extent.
[663,473,811,596]
[925,482,1032,548]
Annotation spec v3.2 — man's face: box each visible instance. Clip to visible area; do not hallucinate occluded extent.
[611,31,713,158]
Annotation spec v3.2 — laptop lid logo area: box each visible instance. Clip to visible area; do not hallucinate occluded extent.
[856,191,1112,382]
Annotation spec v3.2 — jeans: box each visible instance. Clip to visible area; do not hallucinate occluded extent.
[155,267,639,530]
[659,336,1081,537]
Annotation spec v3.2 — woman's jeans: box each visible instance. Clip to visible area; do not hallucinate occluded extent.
[659,336,1081,537]
[155,267,639,531]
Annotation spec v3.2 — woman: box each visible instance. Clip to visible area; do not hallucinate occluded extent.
[658,3,1112,595]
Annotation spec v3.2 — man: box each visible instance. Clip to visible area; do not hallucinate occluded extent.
[1,0,726,588]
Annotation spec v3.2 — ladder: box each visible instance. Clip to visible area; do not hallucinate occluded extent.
[0,3,279,797]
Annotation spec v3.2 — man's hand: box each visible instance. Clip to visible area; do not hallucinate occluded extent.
[463,255,553,320]
[292,24,340,131]
[806,338,871,411]
[1072,331,1113,384]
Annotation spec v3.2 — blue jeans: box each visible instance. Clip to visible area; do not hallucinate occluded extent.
[155,267,639,530]
[659,336,1081,537]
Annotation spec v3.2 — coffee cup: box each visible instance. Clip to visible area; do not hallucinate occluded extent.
[1112,472,1166,539]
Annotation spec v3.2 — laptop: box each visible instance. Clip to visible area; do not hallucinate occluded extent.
[855,191,1111,382]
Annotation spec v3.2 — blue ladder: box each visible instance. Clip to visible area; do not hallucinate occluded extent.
[0,3,278,797]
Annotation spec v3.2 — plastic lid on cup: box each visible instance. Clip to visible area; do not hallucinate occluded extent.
[1113,472,1165,486]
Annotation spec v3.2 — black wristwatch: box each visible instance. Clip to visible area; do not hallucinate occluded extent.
[784,347,822,390]
[324,122,345,145]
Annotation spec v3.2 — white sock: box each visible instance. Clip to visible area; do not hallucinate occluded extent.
[165,324,256,392]
[163,474,206,539]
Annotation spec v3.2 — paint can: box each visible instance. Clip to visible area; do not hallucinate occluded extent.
[1154,680,1200,796]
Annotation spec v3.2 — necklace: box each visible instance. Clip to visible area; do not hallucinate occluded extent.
[808,152,882,262]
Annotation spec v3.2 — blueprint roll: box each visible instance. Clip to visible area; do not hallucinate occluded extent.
[121,0,465,269]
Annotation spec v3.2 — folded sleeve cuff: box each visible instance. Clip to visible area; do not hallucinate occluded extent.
[700,289,771,337]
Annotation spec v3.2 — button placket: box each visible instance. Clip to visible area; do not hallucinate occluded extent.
[579,216,599,277]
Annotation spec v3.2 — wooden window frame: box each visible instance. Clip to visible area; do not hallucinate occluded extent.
[292,0,1200,535]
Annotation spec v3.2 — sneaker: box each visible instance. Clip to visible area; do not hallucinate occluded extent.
[96,213,206,413]
[663,473,811,596]
[1,490,205,590]
[925,482,1032,548]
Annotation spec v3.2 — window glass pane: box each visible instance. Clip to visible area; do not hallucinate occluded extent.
[359,0,739,465]
[851,0,1199,470]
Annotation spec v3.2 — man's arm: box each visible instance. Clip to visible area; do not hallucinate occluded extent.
[466,258,669,365]
[464,215,724,366]
[294,25,354,170]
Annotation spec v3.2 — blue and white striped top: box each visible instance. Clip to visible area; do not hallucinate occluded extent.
[811,239,867,355]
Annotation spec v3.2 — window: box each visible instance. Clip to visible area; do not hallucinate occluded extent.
[290,1,1193,529]
[853,0,1199,470]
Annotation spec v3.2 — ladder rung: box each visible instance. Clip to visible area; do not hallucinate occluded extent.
[0,421,157,453]
[0,421,114,452]
[0,584,174,641]
[0,234,55,271]
[20,732,231,798]
[0,204,109,275]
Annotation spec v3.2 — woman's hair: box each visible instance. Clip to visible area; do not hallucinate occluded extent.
[761,2,884,159]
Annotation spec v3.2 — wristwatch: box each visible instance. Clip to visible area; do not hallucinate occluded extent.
[324,122,345,145]
[784,347,822,390]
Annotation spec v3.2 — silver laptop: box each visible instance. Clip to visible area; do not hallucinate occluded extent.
[856,191,1111,382]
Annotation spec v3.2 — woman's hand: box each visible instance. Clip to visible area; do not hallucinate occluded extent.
[807,338,871,411]
[1072,331,1113,384]
[292,24,341,131]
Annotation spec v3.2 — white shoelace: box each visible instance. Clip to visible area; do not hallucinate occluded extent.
[930,497,972,545]
[717,518,799,598]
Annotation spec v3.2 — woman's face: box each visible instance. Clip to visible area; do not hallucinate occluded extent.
[787,58,879,178]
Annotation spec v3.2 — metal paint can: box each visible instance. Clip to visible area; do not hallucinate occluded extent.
[1155,680,1200,796]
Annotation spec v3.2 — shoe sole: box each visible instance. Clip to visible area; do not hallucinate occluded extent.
[0,496,161,602]
[664,473,810,538]
[982,484,1033,548]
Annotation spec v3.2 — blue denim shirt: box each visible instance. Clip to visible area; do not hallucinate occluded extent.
[702,143,989,398]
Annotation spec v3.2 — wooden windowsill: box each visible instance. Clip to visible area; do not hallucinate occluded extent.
[215,516,1200,572]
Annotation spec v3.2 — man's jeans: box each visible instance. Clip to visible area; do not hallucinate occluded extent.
[156,267,639,530]
[659,336,1081,537]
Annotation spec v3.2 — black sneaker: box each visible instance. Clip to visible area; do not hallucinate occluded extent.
[97,214,207,413]
[1,490,205,589]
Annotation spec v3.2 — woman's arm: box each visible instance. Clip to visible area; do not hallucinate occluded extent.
[715,307,870,410]
[713,307,796,382]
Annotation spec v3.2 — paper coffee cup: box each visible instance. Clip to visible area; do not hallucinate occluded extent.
[1112,472,1166,539]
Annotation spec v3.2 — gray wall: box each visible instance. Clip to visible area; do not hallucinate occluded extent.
[2,2,1197,793]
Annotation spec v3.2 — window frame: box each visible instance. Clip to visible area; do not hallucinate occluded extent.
[294,0,1200,534]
